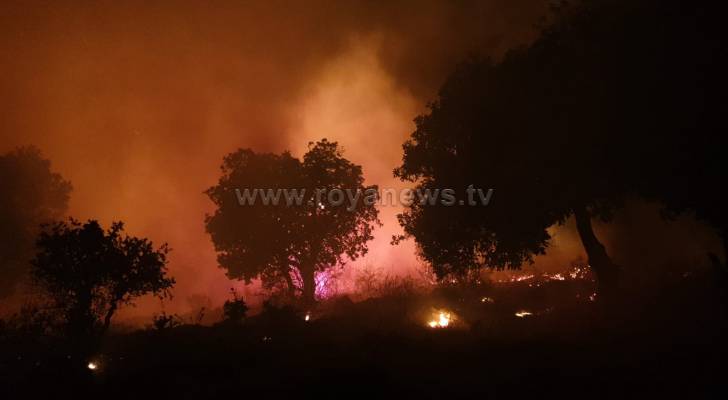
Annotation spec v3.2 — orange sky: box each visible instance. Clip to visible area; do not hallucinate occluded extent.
[1,0,555,315]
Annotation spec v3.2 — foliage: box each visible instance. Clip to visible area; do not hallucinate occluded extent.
[393,0,725,293]
[353,265,429,300]
[2,303,65,340]
[222,288,249,324]
[0,146,72,298]
[205,139,381,302]
[30,218,175,338]
[150,312,182,331]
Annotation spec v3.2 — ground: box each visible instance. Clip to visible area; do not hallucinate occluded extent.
[2,270,727,398]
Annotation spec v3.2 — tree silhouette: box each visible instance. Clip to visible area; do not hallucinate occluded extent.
[394,0,724,296]
[205,139,380,303]
[30,219,175,338]
[395,52,625,294]
[394,58,562,282]
[222,288,249,324]
[0,146,71,298]
[631,0,727,268]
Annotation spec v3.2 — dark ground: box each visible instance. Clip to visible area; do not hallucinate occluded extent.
[2,271,727,399]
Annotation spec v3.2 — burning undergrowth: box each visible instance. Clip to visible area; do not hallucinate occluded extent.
[253,263,604,338]
[5,262,727,398]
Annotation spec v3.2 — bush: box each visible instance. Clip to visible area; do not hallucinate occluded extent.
[222,289,249,324]
[150,312,182,331]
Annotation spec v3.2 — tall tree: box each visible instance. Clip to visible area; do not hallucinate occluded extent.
[205,139,380,303]
[31,219,175,338]
[0,146,72,298]
[394,0,724,296]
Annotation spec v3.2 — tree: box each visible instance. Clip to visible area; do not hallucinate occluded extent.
[205,139,380,304]
[394,0,724,296]
[634,0,727,268]
[0,146,72,298]
[394,58,567,282]
[30,219,175,338]
[394,50,625,294]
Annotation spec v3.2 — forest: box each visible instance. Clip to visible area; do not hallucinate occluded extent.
[1,0,726,398]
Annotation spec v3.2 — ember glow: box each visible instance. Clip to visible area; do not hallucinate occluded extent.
[549,273,566,281]
[513,274,535,282]
[87,362,98,371]
[427,311,452,328]
[496,266,594,286]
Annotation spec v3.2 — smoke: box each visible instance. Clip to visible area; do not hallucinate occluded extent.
[1,0,554,316]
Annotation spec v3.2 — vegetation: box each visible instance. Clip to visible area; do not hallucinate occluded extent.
[222,288,249,324]
[1,0,727,397]
[205,139,380,303]
[394,0,726,296]
[30,219,175,339]
[0,146,72,298]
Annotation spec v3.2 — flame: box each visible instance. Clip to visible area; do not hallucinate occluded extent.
[87,362,98,370]
[514,274,534,282]
[514,310,532,318]
[549,273,565,281]
[496,266,593,285]
[304,313,310,322]
[427,311,451,328]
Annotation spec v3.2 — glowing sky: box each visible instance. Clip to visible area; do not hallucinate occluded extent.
[1,0,554,315]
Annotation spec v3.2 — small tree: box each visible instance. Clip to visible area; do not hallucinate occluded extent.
[30,219,175,338]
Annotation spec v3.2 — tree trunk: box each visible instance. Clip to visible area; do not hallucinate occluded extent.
[301,263,316,305]
[101,301,118,335]
[69,288,95,339]
[574,205,621,298]
[284,267,297,297]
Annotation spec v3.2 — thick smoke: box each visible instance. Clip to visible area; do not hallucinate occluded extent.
[18,1,714,318]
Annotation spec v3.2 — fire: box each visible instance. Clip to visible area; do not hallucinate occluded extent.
[87,362,98,370]
[514,310,532,318]
[427,311,452,328]
[548,273,565,281]
[496,266,593,285]
[304,313,310,322]
[514,274,534,282]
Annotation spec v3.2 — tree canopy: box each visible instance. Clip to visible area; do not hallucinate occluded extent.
[0,146,72,298]
[394,0,726,295]
[31,219,175,338]
[206,139,380,303]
